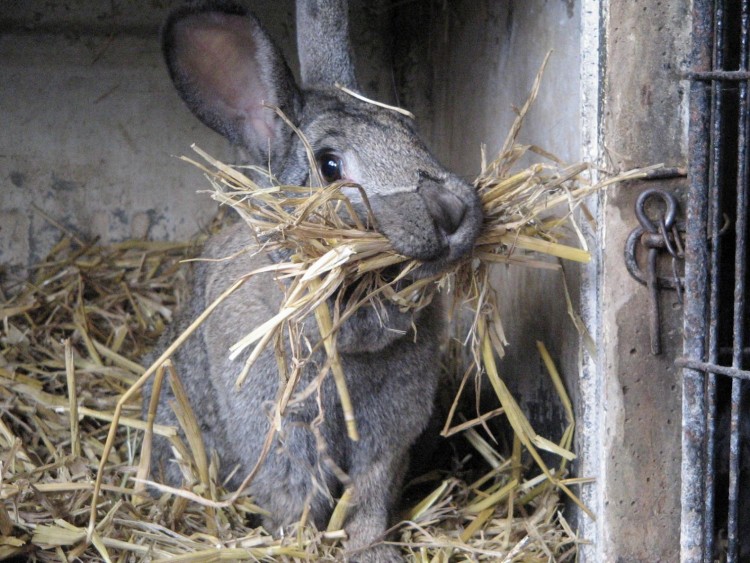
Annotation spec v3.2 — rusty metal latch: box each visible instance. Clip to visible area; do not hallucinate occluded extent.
[624,188,686,355]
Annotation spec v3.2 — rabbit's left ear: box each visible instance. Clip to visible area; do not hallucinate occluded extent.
[296,0,358,90]
[163,5,302,167]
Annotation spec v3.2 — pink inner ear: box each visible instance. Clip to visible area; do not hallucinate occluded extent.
[177,14,274,135]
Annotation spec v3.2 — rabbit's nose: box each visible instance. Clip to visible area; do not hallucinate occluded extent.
[418,177,467,235]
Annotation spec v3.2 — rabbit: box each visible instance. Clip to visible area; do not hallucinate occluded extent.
[145,1,482,561]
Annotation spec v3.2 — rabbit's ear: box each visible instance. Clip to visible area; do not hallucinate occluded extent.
[296,0,358,90]
[163,5,302,166]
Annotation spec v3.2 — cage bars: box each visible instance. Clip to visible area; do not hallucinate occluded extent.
[682,0,750,561]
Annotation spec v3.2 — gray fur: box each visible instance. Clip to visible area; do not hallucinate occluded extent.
[146,3,482,562]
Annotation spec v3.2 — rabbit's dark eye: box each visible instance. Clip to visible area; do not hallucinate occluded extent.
[318,153,344,183]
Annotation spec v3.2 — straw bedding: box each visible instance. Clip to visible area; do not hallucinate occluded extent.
[0,60,654,561]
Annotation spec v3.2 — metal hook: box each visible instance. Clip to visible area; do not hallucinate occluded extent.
[624,187,685,355]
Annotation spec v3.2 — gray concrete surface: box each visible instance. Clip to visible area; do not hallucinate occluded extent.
[596,1,691,559]
[0,0,390,282]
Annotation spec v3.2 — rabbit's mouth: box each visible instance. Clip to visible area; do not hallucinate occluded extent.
[369,175,483,275]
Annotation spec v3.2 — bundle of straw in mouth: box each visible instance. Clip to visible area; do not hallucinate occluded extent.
[0,55,659,561]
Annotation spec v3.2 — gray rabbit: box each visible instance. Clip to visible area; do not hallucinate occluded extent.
[146,1,482,561]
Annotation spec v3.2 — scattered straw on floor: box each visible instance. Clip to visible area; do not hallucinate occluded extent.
[1,56,655,561]
[0,237,586,560]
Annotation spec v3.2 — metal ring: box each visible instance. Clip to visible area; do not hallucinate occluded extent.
[624,226,647,285]
[635,188,678,233]
[624,223,685,290]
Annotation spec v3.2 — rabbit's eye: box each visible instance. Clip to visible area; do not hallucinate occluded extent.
[318,153,344,183]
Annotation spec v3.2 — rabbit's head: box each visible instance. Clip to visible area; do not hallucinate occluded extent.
[163,1,482,272]
[164,1,482,354]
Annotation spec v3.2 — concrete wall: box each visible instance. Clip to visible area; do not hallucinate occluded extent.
[593,0,691,559]
[0,30,233,278]
[0,0,391,283]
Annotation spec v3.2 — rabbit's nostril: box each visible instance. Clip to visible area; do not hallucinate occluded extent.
[418,181,466,235]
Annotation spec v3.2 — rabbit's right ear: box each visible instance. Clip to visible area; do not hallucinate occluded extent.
[163,4,302,167]
[296,0,358,90]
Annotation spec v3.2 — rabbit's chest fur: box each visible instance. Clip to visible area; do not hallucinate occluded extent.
[203,222,443,452]
[152,222,444,523]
